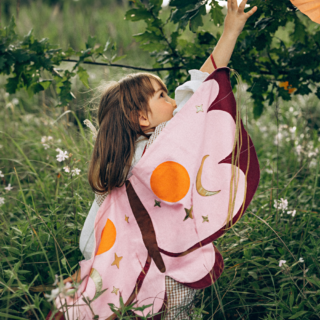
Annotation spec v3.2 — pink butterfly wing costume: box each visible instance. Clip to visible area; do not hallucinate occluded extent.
[57,67,260,319]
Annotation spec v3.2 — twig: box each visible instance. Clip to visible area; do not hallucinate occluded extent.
[62,59,184,71]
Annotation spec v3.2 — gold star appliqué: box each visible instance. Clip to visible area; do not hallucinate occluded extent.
[125,215,129,223]
[111,286,119,295]
[111,253,123,269]
[195,104,204,113]
[202,215,209,223]
[154,200,161,207]
[183,206,194,221]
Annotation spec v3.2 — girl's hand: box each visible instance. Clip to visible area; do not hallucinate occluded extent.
[224,0,258,38]
[62,270,81,285]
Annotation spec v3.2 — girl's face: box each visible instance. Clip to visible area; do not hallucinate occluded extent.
[139,78,177,133]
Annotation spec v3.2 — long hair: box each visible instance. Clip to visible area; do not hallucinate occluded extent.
[88,73,167,195]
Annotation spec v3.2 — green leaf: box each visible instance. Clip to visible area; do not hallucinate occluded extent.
[39,80,52,90]
[289,311,308,319]
[289,290,294,309]
[61,257,67,268]
[77,66,90,89]
[140,42,167,52]
[5,77,20,94]
[198,32,216,44]
[0,56,7,69]
[149,0,162,11]
[111,55,127,63]
[210,0,224,26]
[189,5,206,33]
[253,96,264,119]
[248,271,258,280]
[316,87,320,100]
[86,35,96,49]
[104,40,111,52]
[291,17,305,44]
[0,313,28,320]
[133,31,163,42]
[125,8,151,21]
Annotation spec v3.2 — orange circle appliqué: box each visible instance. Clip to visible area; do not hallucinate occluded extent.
[150,161,190,202]
[96,219,116,255]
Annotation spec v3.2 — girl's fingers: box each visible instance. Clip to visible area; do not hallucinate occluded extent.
[238,0,248,12]
[228,0,237,11]
[245,6,258,16]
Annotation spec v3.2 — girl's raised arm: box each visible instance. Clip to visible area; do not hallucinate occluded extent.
[200,0,257,74]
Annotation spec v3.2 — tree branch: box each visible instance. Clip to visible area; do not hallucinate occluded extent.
[61,59,185,72]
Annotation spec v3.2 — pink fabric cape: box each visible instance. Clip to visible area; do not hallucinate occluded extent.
[56,67,260,319]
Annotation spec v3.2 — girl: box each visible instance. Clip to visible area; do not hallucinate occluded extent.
[62,1,257,319]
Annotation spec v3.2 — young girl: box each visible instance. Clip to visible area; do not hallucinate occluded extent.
[61,1,257,319]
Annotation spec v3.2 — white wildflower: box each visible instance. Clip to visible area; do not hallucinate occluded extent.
[265,168,273,174]
[289,126,296,133]
[309,159,317,168]
[12,98,19,105]
[274,132,283,146]
[279,260,286,267]
[0,197,4,206]
[41,136,53,149]
[274,198,288,212]
[71,168,81,176]
[41,136,53,144]
[0,171,4,178]
[4,184,13,191]
[56,150,69,162]
[44,278,78,302]
[63,166,70,173]
[53,274,59,286]
[44,287,60,302]
[299,257,304,263]
[295,145,302,156]
[259,126,267,133]
[287,210,296,217]
[308,148,318,158]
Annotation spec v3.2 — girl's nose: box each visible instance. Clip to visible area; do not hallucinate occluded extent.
[169,97,177,109]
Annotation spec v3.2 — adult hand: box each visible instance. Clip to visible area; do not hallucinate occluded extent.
[224,0,258,37]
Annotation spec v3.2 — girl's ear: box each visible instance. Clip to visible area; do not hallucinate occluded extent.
[138,111,150,128]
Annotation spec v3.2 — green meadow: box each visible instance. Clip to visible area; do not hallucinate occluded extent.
[0,1,320,319]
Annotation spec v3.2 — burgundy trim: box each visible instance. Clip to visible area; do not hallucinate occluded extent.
[142,144,147,157]
[125,180,166,273]
[46,310,65,320]
[181,244,224,289]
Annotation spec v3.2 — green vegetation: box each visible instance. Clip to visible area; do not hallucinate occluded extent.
[0,0,320,319]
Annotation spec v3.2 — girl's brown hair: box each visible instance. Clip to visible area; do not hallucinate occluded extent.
[88,73,167,195]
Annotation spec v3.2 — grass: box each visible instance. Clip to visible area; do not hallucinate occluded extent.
[1,1,320,319]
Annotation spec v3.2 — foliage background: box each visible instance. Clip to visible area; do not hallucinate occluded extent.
[0,0,320,319]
